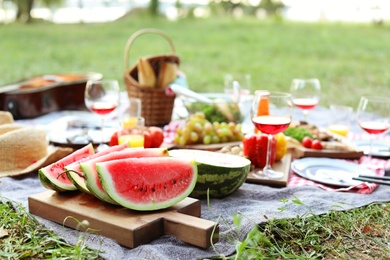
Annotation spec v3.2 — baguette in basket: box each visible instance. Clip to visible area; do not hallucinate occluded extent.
[137,58,157,88]
[157,61,178,89]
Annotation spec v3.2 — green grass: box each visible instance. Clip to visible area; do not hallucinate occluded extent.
[0,197,102,259]
[218,197,390,259]
[1,16,390,109]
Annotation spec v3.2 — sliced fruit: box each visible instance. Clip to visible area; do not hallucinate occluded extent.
[168,149,251,199]
[65,143,129,193]
[38,144,95,192]
[96,157,197,211]
[80,148,169,204]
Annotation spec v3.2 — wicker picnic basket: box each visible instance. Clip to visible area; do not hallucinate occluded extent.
[123,28,180,126]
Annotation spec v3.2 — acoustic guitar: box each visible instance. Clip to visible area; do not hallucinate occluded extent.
[0,73,102,119]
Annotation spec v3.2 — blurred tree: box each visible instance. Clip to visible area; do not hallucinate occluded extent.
[7,0,63,23]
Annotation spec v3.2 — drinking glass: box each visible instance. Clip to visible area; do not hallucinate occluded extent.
[290,78,321,122]
[84,79,120,152]
[356,96,390,159]
[251,91,292,179]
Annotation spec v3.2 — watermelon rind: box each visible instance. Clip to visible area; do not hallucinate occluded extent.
[38,144,95,192]
[168,149,251,199]
[65,143,129,194]
[80,147,169,204]
[96,157,198,211]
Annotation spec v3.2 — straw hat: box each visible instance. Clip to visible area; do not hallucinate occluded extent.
[0,112,73,177]
[0,111,13,125]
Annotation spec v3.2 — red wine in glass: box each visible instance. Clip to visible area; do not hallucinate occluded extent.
[356,96,390,159]
[290,78,321,122]
[252,115,291,135]
[251,91,292,179]
[85,79,120,152]
[91,102,117,115]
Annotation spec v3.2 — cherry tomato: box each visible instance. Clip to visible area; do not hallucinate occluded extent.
[311,140,323,150]
[301,136,313,149]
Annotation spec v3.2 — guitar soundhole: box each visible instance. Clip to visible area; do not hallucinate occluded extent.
[6,99,19,118]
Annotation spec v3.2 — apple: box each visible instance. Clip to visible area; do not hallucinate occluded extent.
[147,126,164,148]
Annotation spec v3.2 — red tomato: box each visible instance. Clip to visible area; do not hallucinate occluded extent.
[242,133,276,168]
[301,137,313,149]
[148,126,164,148]
[311,140,323,150]
[143,131,152,148]
[109,132,118,146]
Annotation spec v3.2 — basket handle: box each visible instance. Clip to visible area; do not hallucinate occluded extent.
[124,28,176,70]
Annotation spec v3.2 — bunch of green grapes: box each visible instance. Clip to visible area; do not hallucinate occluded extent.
[173,112,244,146]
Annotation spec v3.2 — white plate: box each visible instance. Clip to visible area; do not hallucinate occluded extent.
[352,140,390,159]
[49,128,116,149]
[291,157,375,187]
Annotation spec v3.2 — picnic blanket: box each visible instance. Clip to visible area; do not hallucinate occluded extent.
[1,107,390,259]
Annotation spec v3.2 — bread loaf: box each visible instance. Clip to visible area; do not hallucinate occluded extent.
[137,58,156,88]
[157,62,178,89]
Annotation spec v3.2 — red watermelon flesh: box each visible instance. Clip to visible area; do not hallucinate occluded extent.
[96,157,198,211]
[65,143,129,193]
[38,144,95,192]
[80,147,168,204]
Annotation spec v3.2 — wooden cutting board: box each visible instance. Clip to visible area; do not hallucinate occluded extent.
[246,152,292,187]
[28,190,219,249]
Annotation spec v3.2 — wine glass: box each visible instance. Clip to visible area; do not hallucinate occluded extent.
[251,91,292,179]
[356,96,390,160]
[290,78,321,122]
[84,79,120,152]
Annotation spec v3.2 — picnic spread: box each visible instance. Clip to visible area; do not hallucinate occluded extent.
[1,29,390,259]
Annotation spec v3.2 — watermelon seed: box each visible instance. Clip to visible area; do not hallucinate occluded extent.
[66,170,85,179]
[152,187,155,192]
[56,171,68,180]
[172,180,177,185]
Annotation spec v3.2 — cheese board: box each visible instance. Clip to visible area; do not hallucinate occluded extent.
[285,122,364,159]
[28,190,219,249]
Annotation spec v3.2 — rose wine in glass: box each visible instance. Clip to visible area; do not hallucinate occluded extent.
[290,78,321,122]
[85,79,120,152]
[356,96,390,159]
[251,91,292,179]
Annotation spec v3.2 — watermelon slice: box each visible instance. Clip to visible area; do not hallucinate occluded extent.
[80,147,169,204]
[65,143,129,194]
[38,144,95,192]
[96,157,197,211]
[168,149,251,199]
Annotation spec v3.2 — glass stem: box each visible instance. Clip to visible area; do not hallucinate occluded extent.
[368,134,373,160]
[263,134,273,173]
[303,109,308,121]
[101,117,105,146]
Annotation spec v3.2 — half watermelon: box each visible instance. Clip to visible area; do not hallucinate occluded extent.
[65,143,129,194]
[80,147,169,204]
[38,144,95,192]
[96,157,198,211]
[168,149,251,199]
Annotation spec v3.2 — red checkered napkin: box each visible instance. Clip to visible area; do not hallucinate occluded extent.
[288,133,390,194]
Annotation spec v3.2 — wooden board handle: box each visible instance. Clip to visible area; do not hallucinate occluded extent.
[163,211,219,248]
